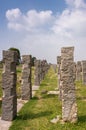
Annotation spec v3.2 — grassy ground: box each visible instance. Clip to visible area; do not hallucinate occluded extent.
[0,66,86,129]
[9,67,86,130]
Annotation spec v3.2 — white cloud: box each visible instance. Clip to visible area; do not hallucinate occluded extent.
[52,8,86,38]
[4,0,86,63]
[65,0,86,8]
[6,8,21,21]
[6,9,54,32]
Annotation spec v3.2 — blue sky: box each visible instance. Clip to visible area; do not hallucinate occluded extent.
[0,0,86,63]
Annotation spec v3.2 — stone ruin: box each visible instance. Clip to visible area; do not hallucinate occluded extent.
[60,47,77,123]
[81,60,86,85]
[76,61,82,81]
[0,47,79,124]
[34,59,50,86]
[1,50,17,121]
[57,56,62,100]
[21,55,32,100]
[41,60,49,80]
[34,59,41,86]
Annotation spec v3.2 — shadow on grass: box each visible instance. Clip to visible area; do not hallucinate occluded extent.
[40,83,48,87]
[42,94,58,99]
[77,96,86,100]
[17,110,53,120]
[32,96,40,100]
[78,115,86,123]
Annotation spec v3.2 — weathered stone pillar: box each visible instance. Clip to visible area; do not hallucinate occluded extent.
[61,47,77,123]
[57,56,61,75]
[2,50,17,121]
[21,55,32,100]
[41,61,45,80]
[40,60,43,83]
[42,60,47,80]
[82,60,86,85]
[34,60,40,86]
[57,56,62,100]
[76,61,82,81]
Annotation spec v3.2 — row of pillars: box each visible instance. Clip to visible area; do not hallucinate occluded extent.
[76,61,86,85]
[1,50,50,121]
[34,60,50,86]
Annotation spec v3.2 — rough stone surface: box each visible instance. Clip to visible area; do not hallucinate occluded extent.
[61,47,77,123]
[57,56,62,100]
[34,60,41,86]
[21,55,32,100]
[82,60,86,85]
[76,61,82,81]
[34,59,49,86]
[57,56,61,74]
[41,60,49,81]
[1,50,17,121]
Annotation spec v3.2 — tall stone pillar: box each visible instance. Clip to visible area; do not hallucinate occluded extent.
[40,60,42,83]
[57,56,62,100]
[2,50,17,121]
[76,61,82,81]
[82,61,86,85]
[61,47,77,123]
[34,60,40,86]
[21,55,32,100]
[57,56,61,75]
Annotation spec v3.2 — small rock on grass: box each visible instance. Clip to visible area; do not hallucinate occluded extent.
[50,115,61,124]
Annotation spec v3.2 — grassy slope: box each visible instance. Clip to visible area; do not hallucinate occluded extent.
[0,66,86,129]
[9,67,86,130]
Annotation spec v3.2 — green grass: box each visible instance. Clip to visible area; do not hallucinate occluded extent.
[9,67,86,130]
[0,66,86,129]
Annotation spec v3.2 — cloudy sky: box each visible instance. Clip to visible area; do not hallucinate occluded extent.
[0,0,86,63]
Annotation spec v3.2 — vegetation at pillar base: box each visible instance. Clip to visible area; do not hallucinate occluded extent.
[8,47,21,65]
[9,67,86,130]
[31,56,36,66]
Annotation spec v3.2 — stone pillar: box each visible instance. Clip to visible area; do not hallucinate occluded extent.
[61,47,77,123]
[76,61,82,81]
[57,56,62,100]
[2,50,17,121]
[21,55,32,100]
[57,56,61,75]
[34,60,40,86]
[42,60,47,80]
[82,61,86,85]
[40,60,42,83]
